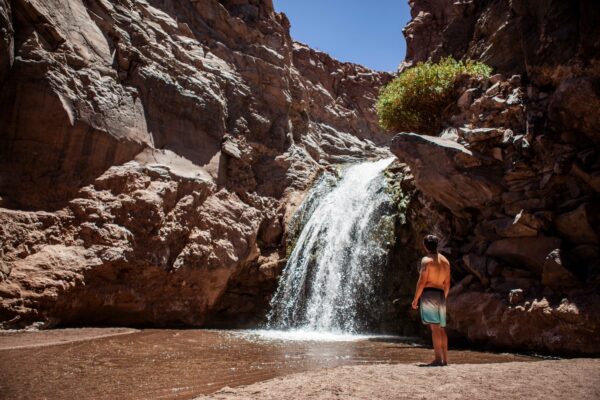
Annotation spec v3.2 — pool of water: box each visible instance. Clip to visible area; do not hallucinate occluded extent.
[0,328,537,400]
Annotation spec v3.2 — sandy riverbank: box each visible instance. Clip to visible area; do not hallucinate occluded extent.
[0,328,540,399]
[2,328,597,400]
[198,359,600,400]
[0,327,138,350]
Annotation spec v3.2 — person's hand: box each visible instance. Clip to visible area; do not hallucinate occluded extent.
[411,299,418,310]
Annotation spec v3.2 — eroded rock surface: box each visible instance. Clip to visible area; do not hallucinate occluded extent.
[402,0,600,83]
[391,0,600,354]
[0,0,390,328]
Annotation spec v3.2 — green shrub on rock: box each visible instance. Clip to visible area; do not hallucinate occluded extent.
[376,57,492,135]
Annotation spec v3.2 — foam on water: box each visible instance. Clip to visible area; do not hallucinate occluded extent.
[246,329,377,342]
[266,157,397,335]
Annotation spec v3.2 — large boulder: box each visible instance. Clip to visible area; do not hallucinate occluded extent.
[461,254,490,287]
[390,133,503,215]
[448,290,600,355]
[554,203,599,245]
[542,249,579,291]
[480,210,544,238]
[548,77,600,143]
[486,237,562,275]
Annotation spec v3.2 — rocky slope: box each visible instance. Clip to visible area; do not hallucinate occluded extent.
[0,0,391,328]
[391,0,600,354]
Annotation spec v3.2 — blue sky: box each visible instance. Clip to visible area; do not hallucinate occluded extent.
[273,0,411,72]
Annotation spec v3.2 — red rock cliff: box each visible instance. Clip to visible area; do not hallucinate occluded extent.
[0,0,391,328]
[391,0,600,354]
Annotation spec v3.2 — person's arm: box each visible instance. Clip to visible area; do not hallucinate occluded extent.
[443,259,451,299]
[411,259,429,309]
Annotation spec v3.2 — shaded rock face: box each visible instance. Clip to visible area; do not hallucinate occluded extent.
[403,0,600,83]
[0,0,391,328]
[403,1,600,147]
[0,0,391,211]
[392,1,600,354]
[0,151,261,327]
[448,290,600,354]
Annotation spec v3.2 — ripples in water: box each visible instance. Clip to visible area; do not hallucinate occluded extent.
[0,328,537,400]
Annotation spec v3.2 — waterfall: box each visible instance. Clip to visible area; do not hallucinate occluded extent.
[267,157,397,334]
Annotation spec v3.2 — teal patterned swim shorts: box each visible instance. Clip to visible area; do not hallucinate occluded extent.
[419,287,447,327]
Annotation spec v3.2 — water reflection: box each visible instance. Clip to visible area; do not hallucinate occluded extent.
[0,329,536,400]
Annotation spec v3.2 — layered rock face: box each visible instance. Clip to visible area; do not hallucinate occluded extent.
[393,0,600,354]
[403,0,600,81]
[0,0,391,328]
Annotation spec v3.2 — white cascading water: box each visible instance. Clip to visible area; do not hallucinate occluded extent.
[266,157,396,334]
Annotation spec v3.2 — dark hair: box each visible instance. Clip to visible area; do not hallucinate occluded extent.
[423,234,439,253]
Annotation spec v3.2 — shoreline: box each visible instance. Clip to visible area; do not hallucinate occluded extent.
[0,328,545,399]
[196,359,600,400]
[0,326,585,359]
[0,327,138,350]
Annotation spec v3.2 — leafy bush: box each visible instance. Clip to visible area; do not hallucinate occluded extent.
[376,57,492,134]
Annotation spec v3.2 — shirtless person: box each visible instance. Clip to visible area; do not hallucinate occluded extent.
[411,234,451,366]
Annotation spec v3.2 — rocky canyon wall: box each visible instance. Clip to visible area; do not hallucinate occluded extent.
[0,0,391,328]
[2,0,598,356]
[392,0,600,354]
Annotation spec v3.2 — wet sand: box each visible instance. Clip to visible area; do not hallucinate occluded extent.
[0,328,538,400]
[199,359,600,400]
[0,327,138,350]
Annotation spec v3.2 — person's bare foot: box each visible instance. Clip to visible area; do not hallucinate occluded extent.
[424,360,444,367]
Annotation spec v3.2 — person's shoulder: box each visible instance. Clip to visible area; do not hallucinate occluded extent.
[439,254,450,266]
[420,256,433,269]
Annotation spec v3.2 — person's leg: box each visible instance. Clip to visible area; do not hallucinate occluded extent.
[430,325,442,364]
[440,328,448,365]
[435,325,444,364]
[428,325,437,362]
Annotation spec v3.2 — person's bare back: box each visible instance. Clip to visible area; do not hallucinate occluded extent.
[421,254,450,295]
